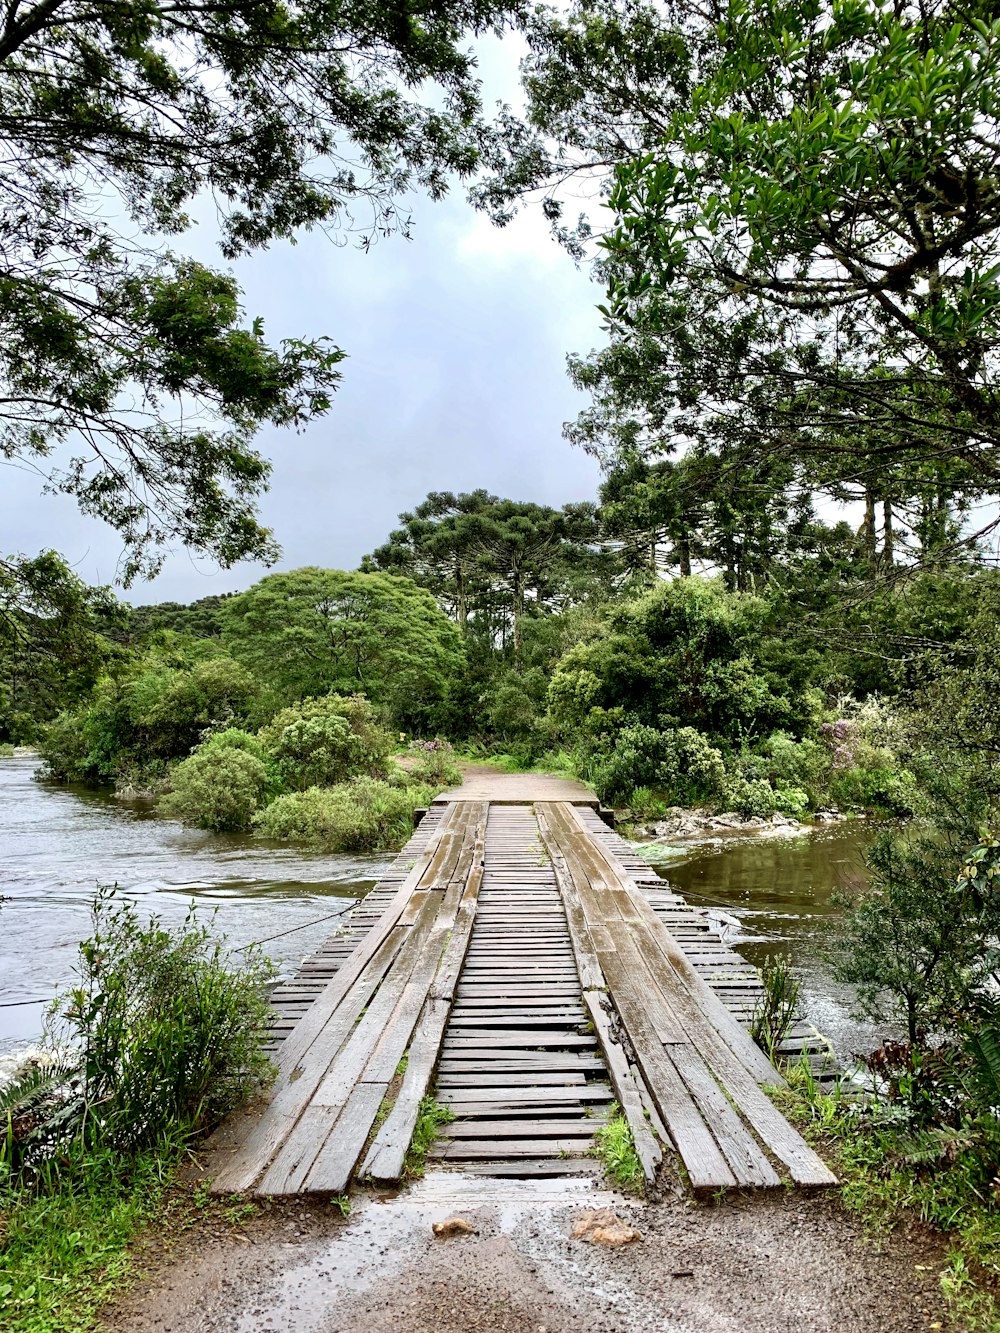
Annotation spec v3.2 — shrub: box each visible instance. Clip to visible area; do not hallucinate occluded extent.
[761,732,828,804]
[831,829,1000,1044]
[158,746,271,831]
[257,692,393,790]
[583,723,676,805]
[773,783,810,817]
[38,656,261,787]
[624,786,668,820]
[407,738,463,787]
[831,764,917,815]
[252,777,438,851]
[582,723,727,807]
[720,775,779,819]
[2,890,275,1170]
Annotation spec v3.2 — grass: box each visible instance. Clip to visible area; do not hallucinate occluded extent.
[590,1104,644,1195]
[403,1097,454,1179]
[775,1059,1000,1331]
[0,1147,180,1333]
[0,894,279,1333]
[453,746,578,777]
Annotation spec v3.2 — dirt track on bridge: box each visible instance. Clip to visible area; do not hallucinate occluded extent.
[102,1172,951,1333]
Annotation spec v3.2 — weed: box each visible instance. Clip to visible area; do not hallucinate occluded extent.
[590,1105,644,1195]
[331,1195,351,1219]
[403,1098,454,1179]
[750,954,801,1059]
[778,1065,1000,1330]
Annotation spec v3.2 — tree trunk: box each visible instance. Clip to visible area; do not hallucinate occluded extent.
[455,562,467,635]
[678,529,692,577]
[863,488,877,574]
[512,562,524,674]
[882,500,894,568]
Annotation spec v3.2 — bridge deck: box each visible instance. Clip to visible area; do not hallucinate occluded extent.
[205,798,835,1196]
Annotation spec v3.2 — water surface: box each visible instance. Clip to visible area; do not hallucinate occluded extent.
[0,757,388,1054]
[656,823,885,1057]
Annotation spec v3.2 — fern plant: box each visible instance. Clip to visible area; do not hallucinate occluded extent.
[967,1026,1000,1112]
[0,1055,81,1174]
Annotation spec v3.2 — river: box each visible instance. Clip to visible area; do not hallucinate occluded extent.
[0,756,388,1057]
[0,756,881,1063]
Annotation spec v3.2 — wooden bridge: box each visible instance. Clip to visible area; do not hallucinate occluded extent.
[205,778,836,1195]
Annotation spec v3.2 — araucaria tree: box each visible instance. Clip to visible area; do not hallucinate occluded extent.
[0,0,523,578]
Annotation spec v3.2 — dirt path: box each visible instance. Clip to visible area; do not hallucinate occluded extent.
[102,1172,951,1333]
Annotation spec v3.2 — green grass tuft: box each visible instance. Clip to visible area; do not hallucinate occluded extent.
[403,1098,454,1179]
[590,1104,644,1195]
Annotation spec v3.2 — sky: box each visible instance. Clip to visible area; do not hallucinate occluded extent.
[0,35,608,605]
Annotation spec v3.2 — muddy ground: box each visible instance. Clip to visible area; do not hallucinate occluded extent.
[102,1172,953,1333]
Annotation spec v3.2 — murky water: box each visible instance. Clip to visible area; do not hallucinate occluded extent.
[0,755,883,1063]
[654,823,885,1058]
[0,757,389,1055]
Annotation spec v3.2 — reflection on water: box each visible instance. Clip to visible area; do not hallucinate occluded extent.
[658,823,887,1059]
[0,757,388,1054]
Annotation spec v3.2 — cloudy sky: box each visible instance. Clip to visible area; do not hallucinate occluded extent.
[0,34,608,605]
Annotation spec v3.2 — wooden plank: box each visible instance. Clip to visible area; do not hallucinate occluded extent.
[534,804,604,991]
[207,802,478,1191]
[550,802,785,1090]
[605,923,834,1186]
[583,991,662,1185]
[668,1045,780,1188]
[256,896,443,1194]
[437,1071,587,1086]
[359,810,487,1184]
[431,1139,598,1159]
[205,924,407,1193]
[439,1084,613,1105]
[442,1119,603,1138]
[595,942,736,1192]
[254,805,490,1196]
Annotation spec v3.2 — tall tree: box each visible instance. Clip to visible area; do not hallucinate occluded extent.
[0,0,524,579]
[363,491,608,668]
[0,553,122,741]
[480,0,1000,561]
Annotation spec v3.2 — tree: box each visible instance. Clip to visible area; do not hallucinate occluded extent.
[599,0,1000,501]
[364,490,610,669]
[220,567,466,727]
[0,552,123,741]
[480,0,1000,562]
[362,489,500,634]
[547,576,801,741]
[0,0,524,579]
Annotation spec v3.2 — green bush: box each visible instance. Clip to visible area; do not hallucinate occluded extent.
[2,889,275,1168]
[761,731,828,804]
[831,764,917,815]
[584,723,675,805]
[252,776,439,851]
[257,692,393,790]
[624,786,668,820]
[581,722,728,807]
[158,746,271,831]
[720,775,780,819]
[406,738,463,787]
[38,655,261,787]
[773,783,810,817]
